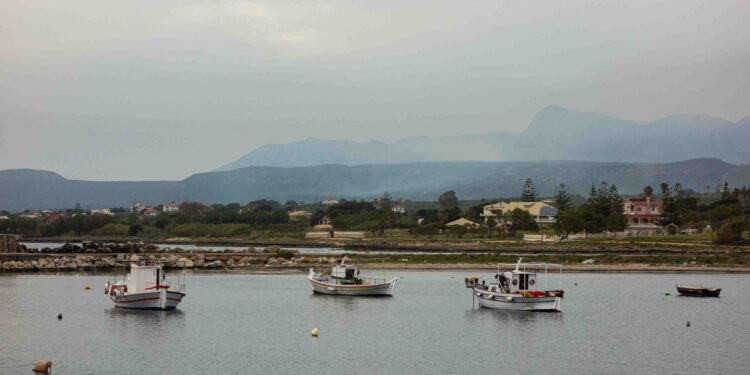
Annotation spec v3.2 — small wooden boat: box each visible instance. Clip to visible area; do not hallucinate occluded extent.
[676,284,721,297]
[308,258,398,296]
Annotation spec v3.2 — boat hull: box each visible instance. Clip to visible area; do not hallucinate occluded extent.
[308,277,398,296]
[676,285,721,297]
[475,290,561,312]
[110,291,186,310]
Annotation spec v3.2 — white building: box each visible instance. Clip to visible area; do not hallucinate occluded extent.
[91,208,114,216]
[392,204,406,214]
[322,198,339,206]
[131,202,144,213]
[162,202,179,213]
[481,201,557,227]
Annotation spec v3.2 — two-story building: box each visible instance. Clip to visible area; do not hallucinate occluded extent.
[622,198,662,235]
[480,201,558,227]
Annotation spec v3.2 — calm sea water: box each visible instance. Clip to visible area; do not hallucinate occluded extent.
[1,271,748,374]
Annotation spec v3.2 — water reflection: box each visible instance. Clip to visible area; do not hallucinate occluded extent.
[106,307,186,327]
[464,307,563,325]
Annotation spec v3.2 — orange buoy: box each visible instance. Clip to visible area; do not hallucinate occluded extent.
[33,360,52,373]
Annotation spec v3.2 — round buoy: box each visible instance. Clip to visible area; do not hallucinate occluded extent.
[33,360,52,374]
[687,321,691,327]
[311,328,319,337]
[57,313,62,320]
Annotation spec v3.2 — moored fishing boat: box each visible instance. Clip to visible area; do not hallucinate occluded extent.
[472,258,564,312]
[105,259,186,310]
[676,284,721,297]
[308,258,398,296]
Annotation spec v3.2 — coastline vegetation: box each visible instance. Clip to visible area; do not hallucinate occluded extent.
[1,180,748,247]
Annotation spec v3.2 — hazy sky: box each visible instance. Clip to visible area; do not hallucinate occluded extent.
[1,0,749,180]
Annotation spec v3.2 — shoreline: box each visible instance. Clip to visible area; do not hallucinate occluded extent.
[2,257,749,274]
[5,236,749,274]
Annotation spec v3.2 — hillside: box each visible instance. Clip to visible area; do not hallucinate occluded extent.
[2,159,748,211]
[216,106,750,170]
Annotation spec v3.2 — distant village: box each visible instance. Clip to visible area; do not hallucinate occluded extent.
[0,179,747,245]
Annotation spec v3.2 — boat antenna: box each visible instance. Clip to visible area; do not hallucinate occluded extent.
[515,257,523,271]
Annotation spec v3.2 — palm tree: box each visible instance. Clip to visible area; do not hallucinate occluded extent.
[643,185,654,199]
[659,182,670,197]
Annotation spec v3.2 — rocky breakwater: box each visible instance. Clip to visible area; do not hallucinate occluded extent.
[1,254,121,271]
[1,245,341,272]
[16,241,160,254]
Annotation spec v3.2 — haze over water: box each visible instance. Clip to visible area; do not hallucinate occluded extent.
[1,271,748,374]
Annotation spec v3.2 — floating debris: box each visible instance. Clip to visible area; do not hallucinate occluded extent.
[686,321,691,327]
[57,313,62,320]
[311,327,320,337]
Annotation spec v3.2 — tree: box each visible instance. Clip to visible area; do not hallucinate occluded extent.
[504,208,538,235]
[464,204,485,221]
[657,182,683,227]
[643,185,654,199]
[521,178,537,202]
[715,219,744,244]
[553,184,571,211]
[556,207,585,239]
[378,192,393,212]
[722,181,730,199]
[660,182,670,197]
[582,182,627,233]
[438,190,458,210]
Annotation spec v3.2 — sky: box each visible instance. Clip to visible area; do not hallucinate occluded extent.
[1,0,749,180]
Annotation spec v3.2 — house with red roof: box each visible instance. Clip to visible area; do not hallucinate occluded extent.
[623,198,663,235]
[162,202,179,213]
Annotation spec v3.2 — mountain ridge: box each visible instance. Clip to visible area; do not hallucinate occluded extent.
[2,158,748,211]
[216,106,750,170]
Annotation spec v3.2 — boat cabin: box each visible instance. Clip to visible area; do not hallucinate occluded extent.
[331,263,359,280]
[491,270,538,294]
[125,261,167,294]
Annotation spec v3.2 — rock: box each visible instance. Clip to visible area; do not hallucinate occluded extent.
[263,245,281,253]
[581,259,596,265]
[130,255,140,262]
[227,259,236,267]
[177,258,194,268]
[206,260,223,269]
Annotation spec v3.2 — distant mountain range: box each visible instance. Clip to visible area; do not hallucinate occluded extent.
[216,106,750,170]
[2,159,748,211]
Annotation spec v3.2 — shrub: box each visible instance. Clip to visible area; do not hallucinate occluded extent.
[277,249,296,259]
[715,219,745,244]
[91,223,130,236]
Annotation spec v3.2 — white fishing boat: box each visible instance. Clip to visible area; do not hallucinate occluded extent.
[308,258,398,296]
[105,259,186,310]
[472,258,564,312]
